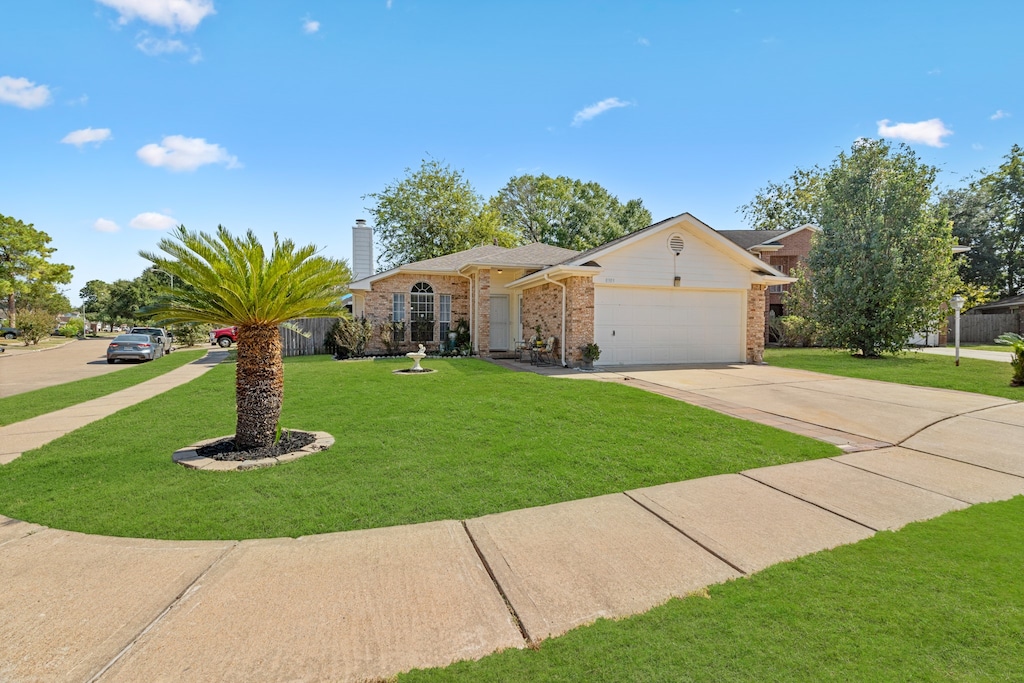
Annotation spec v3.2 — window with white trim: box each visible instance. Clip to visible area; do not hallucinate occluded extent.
[411,282,434,342]
[439,293,452,343]
[392,293,405,343]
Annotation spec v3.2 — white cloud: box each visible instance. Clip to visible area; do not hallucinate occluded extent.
[637,37,650,46]
[0,76,52,109]
[991,109,1011,120]
[96,0,215,32]
[571,97,632,127]
[972,143,984,151]
[61,127,113,148]
[130,212,178,230]
[302,17,320,33]
[927,68,941,76]
[136,135,240,171]
[386,0,393,8]
[94,218,120,233]
[876,118,952,147]
[68,94,89,106]
[135,32,202,61]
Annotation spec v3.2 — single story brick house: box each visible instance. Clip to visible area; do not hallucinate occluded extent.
[348,213,794,367]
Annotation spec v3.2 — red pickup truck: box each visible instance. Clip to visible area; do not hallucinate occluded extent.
[210,326,238,348]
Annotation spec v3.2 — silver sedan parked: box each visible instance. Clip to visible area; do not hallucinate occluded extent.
[106,334,165,364]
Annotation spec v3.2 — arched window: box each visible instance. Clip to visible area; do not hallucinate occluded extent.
[410,282,434,342]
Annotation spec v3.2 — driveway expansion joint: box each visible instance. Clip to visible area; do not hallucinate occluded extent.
[460,520,533,645]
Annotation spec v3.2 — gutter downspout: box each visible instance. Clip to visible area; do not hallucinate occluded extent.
[543,273,567,367]
[456,272,474,354]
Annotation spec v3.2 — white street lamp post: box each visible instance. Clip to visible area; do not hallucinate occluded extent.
[950,294,965,367]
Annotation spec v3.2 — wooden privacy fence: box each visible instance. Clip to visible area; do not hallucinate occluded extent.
[947,312,1022,343]
[279,317,339,357]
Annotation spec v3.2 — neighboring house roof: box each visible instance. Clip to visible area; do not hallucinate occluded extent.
[969,294,1024,313]
[717,229,788,249]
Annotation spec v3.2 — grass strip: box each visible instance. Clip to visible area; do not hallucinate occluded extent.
[0,357,838,540]
[765,347,1023,401]
[401,497,1024,682]
[0,349,208,426]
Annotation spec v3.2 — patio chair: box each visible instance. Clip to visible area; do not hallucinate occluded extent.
[536,336,557,366]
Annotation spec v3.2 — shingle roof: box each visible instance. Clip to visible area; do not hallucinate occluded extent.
[970,294,1024,312]
[401,244,510,271]
[717,229,787,250]
[473,242,580,267]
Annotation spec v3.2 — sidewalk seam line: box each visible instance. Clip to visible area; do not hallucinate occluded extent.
[737,470,880,532]
[621,491,748,576]
[87,541,238,682]
[460,520,532,646]
[829,457,975,505]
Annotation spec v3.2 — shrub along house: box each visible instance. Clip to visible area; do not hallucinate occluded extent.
[348,213,794,367]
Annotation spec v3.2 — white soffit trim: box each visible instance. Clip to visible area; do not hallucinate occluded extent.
[507,265,601,289]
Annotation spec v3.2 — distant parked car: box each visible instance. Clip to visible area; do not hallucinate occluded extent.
[130,326,173,353]
[107,334,165,364]
[1,326,18,339]
[210,325,238,348]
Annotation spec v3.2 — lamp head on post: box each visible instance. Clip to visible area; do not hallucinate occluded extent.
[950,294,965,312]
[951,294,965,367]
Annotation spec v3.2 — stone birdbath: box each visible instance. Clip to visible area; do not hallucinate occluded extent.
[407,343,427,371]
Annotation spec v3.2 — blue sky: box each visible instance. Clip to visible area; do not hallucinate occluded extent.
[2,1,1022,305]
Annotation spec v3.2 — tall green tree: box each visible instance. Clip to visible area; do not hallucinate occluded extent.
[981,143,1024,295]
[364,158,516,269]
[490,174,652,250]
[141,225,352,450]
[79,280,111,318]
[0,214,73,326]
[808,140,957,356]
[739,167,825,230]
[937,184,1002,291]
[104,279,144,326]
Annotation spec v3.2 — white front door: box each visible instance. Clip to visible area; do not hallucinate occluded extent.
[489,295,509,351]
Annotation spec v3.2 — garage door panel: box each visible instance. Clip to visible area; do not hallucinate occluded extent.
[595,287,744,365]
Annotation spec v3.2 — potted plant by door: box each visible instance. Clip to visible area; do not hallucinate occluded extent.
[581,343,601,370]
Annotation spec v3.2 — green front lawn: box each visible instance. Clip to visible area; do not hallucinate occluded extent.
[0,357,838,540]
[402,497,1024,682]
[765,347,1023,401]
[0,349,207,426]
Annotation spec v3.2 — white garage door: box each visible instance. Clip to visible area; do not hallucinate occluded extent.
[594,287,745,365]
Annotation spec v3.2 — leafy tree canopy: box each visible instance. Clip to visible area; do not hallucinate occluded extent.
[0,213,73,326]
[364,159,516,269]
[490,174,652,250]
[739,167,824,231]
[807,140,957,357]
[980,143,1024,295]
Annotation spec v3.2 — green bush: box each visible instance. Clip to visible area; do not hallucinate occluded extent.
[16,310,57,345]
[331,317,373,359]
[778,315,819,347]
[58,319,84,338]
[995,333,1024,387]
[377,320,406,355]
[170,322,212,347]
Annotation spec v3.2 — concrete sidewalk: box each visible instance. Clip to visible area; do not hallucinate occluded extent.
[0,363,1022,681]
[912,346,1013,363]
[0,351,227,464]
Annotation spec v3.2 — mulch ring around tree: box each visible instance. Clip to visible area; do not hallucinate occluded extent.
[173,430,335,471]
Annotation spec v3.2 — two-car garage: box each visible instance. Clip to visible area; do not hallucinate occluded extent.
[594,286,746,365]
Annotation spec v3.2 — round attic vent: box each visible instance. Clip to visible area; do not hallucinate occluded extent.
[668,233,686,255]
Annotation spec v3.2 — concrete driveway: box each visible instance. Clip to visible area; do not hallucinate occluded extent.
[1,338,137,398]
[571,363,1015,445]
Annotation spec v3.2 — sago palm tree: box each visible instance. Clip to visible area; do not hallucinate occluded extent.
[141,225,351,450]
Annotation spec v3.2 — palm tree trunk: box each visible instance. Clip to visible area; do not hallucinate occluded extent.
[235,324,283,451]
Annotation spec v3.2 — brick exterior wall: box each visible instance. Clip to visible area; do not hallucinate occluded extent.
[564,276,595,366]
[361,273,470,354]
[756,228,815,342]
[747,284,767,364]
[476,269,491,356]
[520,277,595,366]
